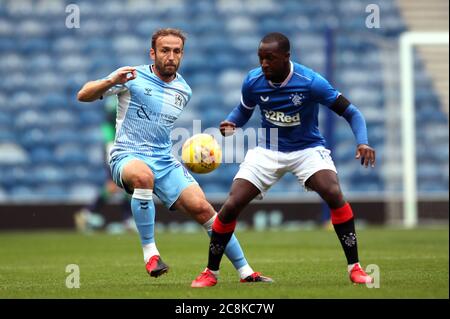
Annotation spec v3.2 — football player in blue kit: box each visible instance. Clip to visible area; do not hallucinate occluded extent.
[192,32,376,287]
[77,28,271,283]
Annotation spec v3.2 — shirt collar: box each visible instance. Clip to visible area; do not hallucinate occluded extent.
[268,61,293,88]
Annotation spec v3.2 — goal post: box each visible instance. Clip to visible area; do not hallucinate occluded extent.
[399,31,449,228]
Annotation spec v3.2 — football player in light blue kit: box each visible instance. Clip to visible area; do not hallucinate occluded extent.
[192,32,376,287]
[77,28,271,282]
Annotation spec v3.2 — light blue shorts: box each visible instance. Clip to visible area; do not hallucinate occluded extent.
[110,153,197,210]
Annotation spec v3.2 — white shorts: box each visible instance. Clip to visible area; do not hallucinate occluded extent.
[234,146,337,199]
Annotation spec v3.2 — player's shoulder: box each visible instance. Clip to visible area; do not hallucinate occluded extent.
[130,64,148,72]
[243,67,265,89]
[175,72,189,86]
[291,61,318,84]
[174,73,192,94]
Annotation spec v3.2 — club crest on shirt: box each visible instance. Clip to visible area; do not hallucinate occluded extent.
[290,93,304,106]
[174,93,185,108]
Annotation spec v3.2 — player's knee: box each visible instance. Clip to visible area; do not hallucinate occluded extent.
[320,183,344,207]
[128,171,154,189]
[191,199,214,222]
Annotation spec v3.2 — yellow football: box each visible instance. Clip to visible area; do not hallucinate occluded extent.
[181,134,222,174]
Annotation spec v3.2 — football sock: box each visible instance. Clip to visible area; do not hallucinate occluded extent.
[207,217,237,271]
[207,268,219,277]
[203,214,250,276]
[348,262,360,273]
[131,188,157,262]
[237,264,254,279]
[331,202,359,265]
[143,242,159,263]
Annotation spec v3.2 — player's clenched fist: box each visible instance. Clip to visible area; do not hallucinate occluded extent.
[220,121,236,136]
[110,66,137,84]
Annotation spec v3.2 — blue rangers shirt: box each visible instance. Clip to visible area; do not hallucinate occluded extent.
[226,61,368,152]
[102,64,192,159]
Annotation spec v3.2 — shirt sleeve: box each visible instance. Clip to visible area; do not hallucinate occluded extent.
[240,74,257,110]
[310,73,340,108]
[224,74,256,127]
[225,103,255,127]
[101,68,129,97]
[186,87,193,105]
[342,104,369,145]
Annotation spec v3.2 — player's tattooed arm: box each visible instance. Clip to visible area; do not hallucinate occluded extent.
[77,66,137,102]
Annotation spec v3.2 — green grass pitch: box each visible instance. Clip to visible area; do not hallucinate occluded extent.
[0,227,448,298]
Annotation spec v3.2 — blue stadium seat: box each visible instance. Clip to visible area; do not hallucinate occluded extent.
[68,183,100,202]
[54,144,89,165]
[30,148,55,165]
[36,185,69,202]
[0,38,15,52]
[0,128,15,143]
[31,165,69,184]
[18,38,49,54]
[198,182,227,195]
[9,186,39,202]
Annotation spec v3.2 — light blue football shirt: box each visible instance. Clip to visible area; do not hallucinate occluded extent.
[103,64,192,159]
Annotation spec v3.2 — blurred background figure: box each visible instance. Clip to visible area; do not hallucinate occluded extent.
[320,204,333,230]
[74,96,135,234]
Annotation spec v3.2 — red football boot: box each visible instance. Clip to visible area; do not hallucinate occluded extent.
[240,272,274,283]
[145,255,169,278]
[191,268,218,288]
[349,263,373,284]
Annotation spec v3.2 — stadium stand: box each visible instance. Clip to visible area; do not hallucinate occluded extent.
[0,0,447,202]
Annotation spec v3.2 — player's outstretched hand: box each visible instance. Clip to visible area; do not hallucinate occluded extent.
[355,144,376,168]
[110,66,137,84]
[220,121,236,136]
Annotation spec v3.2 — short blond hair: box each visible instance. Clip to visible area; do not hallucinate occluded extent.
[151,28,186,50]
